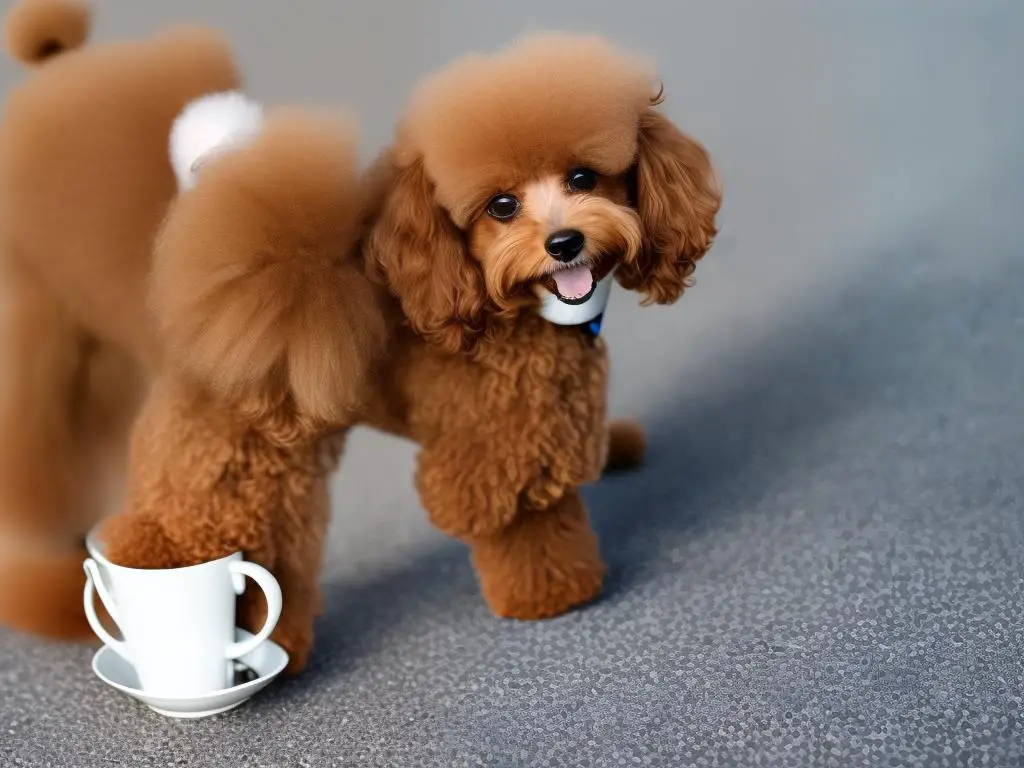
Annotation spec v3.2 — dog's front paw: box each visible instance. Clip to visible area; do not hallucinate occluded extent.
[469,494,606,619]
[99,514,197,570]
[479,555,606,620]
[274,627,314,676]
[238,590,313,675]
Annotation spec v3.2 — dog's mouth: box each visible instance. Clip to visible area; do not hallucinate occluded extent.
[543,266,596,305]
[540,258,615,305]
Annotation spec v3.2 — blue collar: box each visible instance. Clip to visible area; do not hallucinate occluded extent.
[580,312,604,338]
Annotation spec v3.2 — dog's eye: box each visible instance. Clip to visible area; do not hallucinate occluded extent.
[567,168,598,192]
[486,194,520,221]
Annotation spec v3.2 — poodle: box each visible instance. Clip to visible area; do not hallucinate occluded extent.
[355,33,722,618]
[0,1,384,672]
[131,32,721,627]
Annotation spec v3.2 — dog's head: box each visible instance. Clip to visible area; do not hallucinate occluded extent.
[365,32,722,355]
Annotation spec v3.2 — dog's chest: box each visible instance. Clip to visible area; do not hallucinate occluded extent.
[404,324,609,453]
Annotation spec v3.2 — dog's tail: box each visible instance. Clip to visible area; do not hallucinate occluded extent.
[3,0,91,66]
[155,95,387,433]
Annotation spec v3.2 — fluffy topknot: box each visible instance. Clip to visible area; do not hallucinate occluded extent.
[399,32,659,226]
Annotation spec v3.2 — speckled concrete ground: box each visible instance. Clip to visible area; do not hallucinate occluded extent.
[1,2,1022,766]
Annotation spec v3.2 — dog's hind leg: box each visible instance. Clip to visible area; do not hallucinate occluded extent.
[0,257,97,638]
[237,473,333,676]
[602,419,647,474]
[73,338,146,540]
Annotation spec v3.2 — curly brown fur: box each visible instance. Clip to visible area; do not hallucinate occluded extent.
[0,2,241,640]
[98,379,343,674]
[359,33,721,619]
[470,491,605,619]
[151,109,385,428]
[99,111,386,672]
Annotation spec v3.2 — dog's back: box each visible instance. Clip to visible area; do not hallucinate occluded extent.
[0,1,241,362]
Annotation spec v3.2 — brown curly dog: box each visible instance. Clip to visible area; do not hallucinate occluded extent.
[158,30,721,624]
[131,33,722,626]
[0,1,385,672]
[356,33,722,619]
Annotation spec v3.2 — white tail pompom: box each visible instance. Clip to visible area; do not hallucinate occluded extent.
[169,90,265,191]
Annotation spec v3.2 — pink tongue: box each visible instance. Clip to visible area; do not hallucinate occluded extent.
[552,266,594,298]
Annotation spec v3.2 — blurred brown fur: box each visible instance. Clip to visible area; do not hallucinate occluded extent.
[0,0,238,639]
[0,2,386,671]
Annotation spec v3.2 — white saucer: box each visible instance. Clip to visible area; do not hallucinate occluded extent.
[92,628,289,719]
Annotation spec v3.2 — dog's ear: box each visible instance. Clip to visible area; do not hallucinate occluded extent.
[617,108,722,304]
[364,155,490,355]
[153,109,387,432]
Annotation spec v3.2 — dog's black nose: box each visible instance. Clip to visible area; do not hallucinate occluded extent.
[545,229,585,262]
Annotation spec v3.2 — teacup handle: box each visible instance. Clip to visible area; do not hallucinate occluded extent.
[225,561,282,660]
[83,559,132,663]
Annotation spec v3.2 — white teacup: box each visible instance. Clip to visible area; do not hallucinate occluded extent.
[83,531,282,698]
